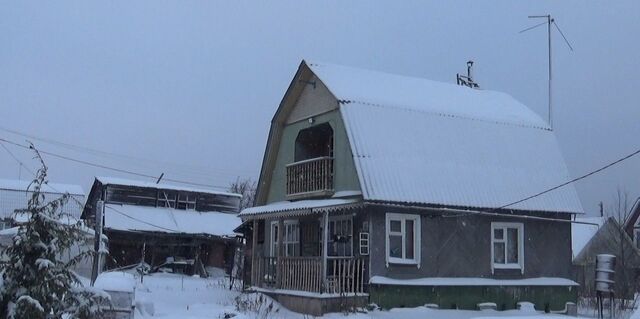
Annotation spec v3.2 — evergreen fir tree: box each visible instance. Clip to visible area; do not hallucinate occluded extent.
[0,145,109,319]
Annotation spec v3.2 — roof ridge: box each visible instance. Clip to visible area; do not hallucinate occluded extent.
[339,100,552,131]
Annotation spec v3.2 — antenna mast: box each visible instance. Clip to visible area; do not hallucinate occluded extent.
[520,14,573,130]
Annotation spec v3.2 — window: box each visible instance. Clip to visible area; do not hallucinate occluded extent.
[270,220,300,257]
[328,215,352,256]
[0,219,9,230]
[176,193,196,210]
[359,232,369,255]
[157,191,176,208]
[385,213,420,266]
[491,222,524,273]
[635,229,640,249]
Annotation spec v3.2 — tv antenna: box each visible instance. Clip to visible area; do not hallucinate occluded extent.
[520,15,573,130]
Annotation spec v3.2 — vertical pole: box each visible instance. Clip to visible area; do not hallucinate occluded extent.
[90,200,104,286]
[548,15,553,129]
[276,218,284,289]
[321,211,329,293]
[251,219,259,286]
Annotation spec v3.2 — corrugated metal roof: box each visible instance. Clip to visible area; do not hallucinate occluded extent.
[239,198,361,218]
[307,61,583,214]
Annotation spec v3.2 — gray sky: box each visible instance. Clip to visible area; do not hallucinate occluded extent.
[1,1,638,216]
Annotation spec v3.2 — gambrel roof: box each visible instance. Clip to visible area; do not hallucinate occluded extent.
[254,60,583,214]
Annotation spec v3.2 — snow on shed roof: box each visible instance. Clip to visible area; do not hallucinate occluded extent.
[0,178,84,196]
[104,204,240,236]
[306,61,583,214]
[96,176,241,198]
[571,216,605,259]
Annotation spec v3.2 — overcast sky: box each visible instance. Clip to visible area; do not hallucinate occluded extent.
[1,1,638,216]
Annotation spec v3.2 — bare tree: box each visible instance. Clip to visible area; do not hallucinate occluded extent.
[229,178,257,211]
[608,189,639,312]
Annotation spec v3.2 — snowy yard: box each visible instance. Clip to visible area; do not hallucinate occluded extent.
[95,272,640,319]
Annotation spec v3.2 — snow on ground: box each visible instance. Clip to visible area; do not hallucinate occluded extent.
[111,272,601,319]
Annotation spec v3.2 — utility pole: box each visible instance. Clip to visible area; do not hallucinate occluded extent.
[90,200,104,286]
[520,15,573,130]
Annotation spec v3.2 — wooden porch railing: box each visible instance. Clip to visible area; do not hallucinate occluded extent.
[286,157,333,199]
[252,256,368,294]
[326,257,368,294]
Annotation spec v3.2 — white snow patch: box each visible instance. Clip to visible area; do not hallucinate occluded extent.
[94,271,136,293]
[104,204,240,236]
[370,276,579,286]
[96,176,241,198]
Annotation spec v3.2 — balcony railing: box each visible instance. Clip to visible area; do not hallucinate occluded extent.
[286,156,334,199]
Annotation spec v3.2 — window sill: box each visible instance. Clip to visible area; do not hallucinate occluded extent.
[387,258,420,266]
[493,264,522,270]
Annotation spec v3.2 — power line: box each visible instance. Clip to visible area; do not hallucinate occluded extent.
[497,146,640,211]
[0,137,231,190]
[0,125,256,180]
[0,141,36,177]
[105,205,179,233]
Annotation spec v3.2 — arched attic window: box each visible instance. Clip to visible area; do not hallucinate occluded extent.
[294,123,334,162]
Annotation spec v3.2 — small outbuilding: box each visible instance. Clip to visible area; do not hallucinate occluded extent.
[82,177,242,277]
[572,216,640,298]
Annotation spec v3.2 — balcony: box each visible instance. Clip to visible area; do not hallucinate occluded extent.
[286,156,334,200]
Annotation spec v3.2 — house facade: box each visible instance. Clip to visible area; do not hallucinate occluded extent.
[624,199,640,249]
[82,176,242,276]
[237,60,584,315]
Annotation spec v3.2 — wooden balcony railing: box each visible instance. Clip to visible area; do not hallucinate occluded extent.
[286,156,334,199]
[252,256,368,295]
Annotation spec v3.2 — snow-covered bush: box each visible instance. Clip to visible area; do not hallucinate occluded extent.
[0,146,110,319]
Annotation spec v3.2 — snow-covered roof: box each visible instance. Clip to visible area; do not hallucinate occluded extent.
[306,61,583,214]
[95,176,241,198]
[94,271,136,293]
[571,216,605,259]
[370,276,579,287]
[239,198,361,217]
[0,178,84,196]
[104,204,240,236]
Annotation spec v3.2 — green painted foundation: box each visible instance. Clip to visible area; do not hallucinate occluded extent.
[369,285,577,312]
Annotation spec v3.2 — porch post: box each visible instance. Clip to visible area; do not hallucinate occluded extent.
[321,210,329,293]
[276,218,284,289]
[251,219,258,287]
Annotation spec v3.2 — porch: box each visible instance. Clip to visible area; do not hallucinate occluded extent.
[242,199,369,298]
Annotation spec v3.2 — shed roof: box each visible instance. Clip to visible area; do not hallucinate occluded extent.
[306,61,583,214]
[96,176,241,198]
[104,204,240,237]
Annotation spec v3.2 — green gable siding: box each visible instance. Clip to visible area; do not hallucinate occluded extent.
[265,109,360,204]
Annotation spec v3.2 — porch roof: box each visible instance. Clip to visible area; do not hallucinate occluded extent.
[239,198,362,219]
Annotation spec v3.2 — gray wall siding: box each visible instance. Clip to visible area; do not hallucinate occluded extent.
[367,205,572,280]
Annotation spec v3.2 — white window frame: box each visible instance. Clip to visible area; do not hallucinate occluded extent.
[490,222,524,274]
[270,220,299,257]
[385,213,421,267]
[176,193,197,210]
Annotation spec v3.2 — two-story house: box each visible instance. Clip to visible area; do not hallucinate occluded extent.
[236,60,584,315]
[82,176,242,276]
